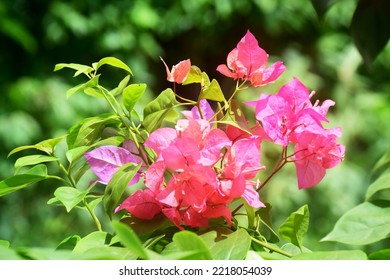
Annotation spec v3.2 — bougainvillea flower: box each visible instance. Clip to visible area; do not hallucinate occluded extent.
[292,128,345,189]
[216,30,285,87]
[85,145,141,185]
[181,99,215,122]
[161,58,191,84]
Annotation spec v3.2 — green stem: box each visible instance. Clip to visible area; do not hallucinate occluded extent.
[250,236,293,258]
[84,198,103,232]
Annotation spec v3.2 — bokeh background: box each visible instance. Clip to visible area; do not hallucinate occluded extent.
[1,0,389,253]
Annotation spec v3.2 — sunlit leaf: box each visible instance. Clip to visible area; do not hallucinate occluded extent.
[292,250,367,260]
[123,83,147,114]
[52,186,88,212]
[8,136,65,157]
[66,75,100,98]
[14,155,59,170]
[110,75,131,97]
[143,88,179,132]
[201,79,225,102]
[54,63,94,76]
[182,65,202,85]
[95,57,133,75]
[72,231,109,254]
[322,202,390,245]
[170,230,213,260]
[365,171,390,201]
[279,204,309,251]
[206,229,251,260]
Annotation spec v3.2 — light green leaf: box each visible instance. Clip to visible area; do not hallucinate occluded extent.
[72,246,137,260]
[8,136,65,157]
[279,204,309,251]
[366,171,390,201]
[0,165,54,196]
[103,162,142,218]
[201,79,226,102]
[112,221,149,260]
[66,74,100,98]
[95,57,133,75]
[292,250,367,260]
[54,63,94,76]
[66,146,90,164]
[371,149,390,177]
[123,83,147,113]
[143,88,179,132]
[322,202,390,245]
[182,65,202,85]
[66,113,119,149]
[83,87,104,98]
[52,187,88,212]
[72,231,108,254]
[170,231,213,260]
[0,240,10,248]
[14,155,59,170]
[207,229,251,260]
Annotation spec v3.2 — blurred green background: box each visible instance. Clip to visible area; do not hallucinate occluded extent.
[1,0,389,253]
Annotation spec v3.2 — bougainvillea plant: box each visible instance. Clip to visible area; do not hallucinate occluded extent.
[2,30,356,260]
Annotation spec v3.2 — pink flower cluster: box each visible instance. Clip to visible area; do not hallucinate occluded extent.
[85,30,345,229]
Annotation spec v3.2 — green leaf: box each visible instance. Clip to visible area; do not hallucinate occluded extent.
[350,0,390,66]
[110,75,131,97]
[65,146,90,164]
[256,203,280,243]
[95,57,133,75]
[369,249,390,260]
[123,83,147,113]
[56,235,81,250]
[83,87,104,98]
[371,149,390,178]
[66,74,100,98]
[0,240,10,249]
[182,65,202,85]
[0,164,53,196]
[201,79,225,102]
[310,0,337,19]
[292,250,367,260]
[54,63,94,76]
[52,187,88,212]
[72,246,137,260]
[279,204,309,251]
[72,231,109,254]
[8,136,65,157]
[66,113,119,149]
[112,221,149,259]
[103,162,142,218]
[366,171,390,201]
[143,88,179,132]
[207,229,251,260]
[170,230,213,260]
[120,215,170,238]
[14,155,59,170]
[322,201,390,245]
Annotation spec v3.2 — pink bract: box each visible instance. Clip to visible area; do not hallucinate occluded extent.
[161,58,191,84]
[216,30,285,87]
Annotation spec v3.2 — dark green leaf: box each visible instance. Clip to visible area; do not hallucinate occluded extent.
[120,215,170,237]
[95,57,133,75]
[143,88,179,132]
[279,204,309,251]
[56,235,81,250]
[103,162,142,218]
[292,250,367,260]
[310,0,338,19]
[112,221,149,259]
[123,83,147,113]
[351,0,390,66]
[256,203,280,243]
[322,202,390,245]
[369,249,390,260]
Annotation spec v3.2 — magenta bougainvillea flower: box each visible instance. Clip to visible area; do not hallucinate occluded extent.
[161,58,191,84]
[84,30,345,229]
[216,30,285,87]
